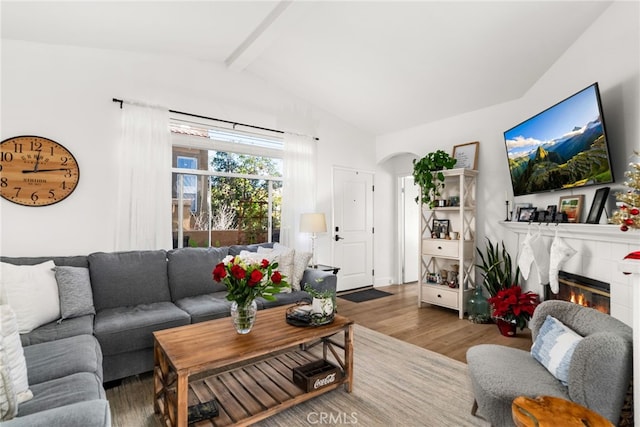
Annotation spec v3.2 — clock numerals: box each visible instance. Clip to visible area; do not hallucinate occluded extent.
[12,187,21,199]
[30,141,43,152]
[13,143,23,153]
[1,177,7,187]
[1,152,13,162]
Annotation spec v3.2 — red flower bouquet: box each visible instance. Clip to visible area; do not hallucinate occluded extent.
[213,254,289,306]
[488,285,539,330]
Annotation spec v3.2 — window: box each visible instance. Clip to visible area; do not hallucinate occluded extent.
[170,118,283,248]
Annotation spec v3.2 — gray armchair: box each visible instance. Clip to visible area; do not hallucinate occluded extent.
[466,300,633,426]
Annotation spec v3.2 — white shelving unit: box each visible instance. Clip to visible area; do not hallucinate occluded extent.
[418,168,478,319]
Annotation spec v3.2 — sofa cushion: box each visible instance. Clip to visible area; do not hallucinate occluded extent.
[20,315,94,347]
[23,335,102,385]
[16,372,104,417]
[531,315,583,386]
[467,344,570,426]
[4,400,110,427]
[94,302,190,356]
[167,247,229,300]
[0,261,60,333]
[55,266,96,320]
[174,292,232,323]
[88,250,171,311]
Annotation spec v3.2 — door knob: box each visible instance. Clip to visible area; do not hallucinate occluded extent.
[334,234,344,241]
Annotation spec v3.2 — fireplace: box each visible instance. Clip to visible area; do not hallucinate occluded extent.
[544,271,610,314]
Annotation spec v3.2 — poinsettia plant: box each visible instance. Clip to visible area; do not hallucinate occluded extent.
[212,254,289,306]
[488,285,539,330]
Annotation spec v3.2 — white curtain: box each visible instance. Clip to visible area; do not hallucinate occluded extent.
[114,102,172,250]
[281,134,317,252]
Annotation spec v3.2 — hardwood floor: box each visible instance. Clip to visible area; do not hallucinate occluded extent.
[336,283,532,363]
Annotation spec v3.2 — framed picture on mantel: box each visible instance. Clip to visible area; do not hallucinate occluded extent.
[559,195,585,223]
[452,141,479,170]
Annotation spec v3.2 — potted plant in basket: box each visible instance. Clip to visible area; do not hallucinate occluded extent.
[488,286,539,337]
[213,254,289,334]
[412,150,457,209]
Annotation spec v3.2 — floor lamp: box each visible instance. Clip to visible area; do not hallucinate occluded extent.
[300,213,327,268]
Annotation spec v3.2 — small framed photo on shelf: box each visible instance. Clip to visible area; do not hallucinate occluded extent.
[513,202,532,222]
[586,187,610,224]
[452,141,479,170]
[559,195,585,223]
[432,219,450,238]
[517,207,537,222]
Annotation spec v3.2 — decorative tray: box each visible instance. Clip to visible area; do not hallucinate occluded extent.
[286,302,334,327]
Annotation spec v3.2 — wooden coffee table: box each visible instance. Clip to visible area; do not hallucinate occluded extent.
[153,305,354,427]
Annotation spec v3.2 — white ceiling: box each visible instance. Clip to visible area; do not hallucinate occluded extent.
[1,1,612,135]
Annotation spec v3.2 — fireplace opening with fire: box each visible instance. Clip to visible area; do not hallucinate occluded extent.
[544,271,610,314]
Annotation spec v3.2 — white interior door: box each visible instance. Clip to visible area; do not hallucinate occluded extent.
[332,168,374,292]
[402,176,419,283]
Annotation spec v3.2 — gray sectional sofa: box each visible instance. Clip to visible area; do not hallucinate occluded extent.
[2,243,337,426]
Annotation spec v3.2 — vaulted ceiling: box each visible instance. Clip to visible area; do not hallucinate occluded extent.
[1,1,612,135]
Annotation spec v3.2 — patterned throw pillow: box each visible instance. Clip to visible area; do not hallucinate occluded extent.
[0,305,33,404]
[240,250,293,294]
[0,335,18,421]
[55,266,96,320]
[259,245,295,291]
[272,243,311,291]
[531,315,583,385]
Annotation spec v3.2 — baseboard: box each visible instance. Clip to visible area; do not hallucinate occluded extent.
[374,276,394,287]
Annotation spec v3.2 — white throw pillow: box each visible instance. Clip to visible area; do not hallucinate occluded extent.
[241,250,292,293]
[0,305,33,404]
[531,315,583,386]
[259,245,295,290]
[0,261,60,333]
[271,243,312,292]
[0,335,18,421]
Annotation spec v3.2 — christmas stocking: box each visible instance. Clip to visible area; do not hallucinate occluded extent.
[529,231,550,286]
[549,231,577,293]
[518,231,535,280]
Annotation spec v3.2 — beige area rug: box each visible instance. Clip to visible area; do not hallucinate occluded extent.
[107,324,490,427]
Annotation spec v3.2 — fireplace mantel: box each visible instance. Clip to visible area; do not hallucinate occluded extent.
[500,221,638,245]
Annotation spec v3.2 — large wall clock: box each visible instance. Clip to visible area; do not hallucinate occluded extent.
[0,135,80,206]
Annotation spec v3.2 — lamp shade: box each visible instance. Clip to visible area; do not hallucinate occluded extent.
[300,213,327,233]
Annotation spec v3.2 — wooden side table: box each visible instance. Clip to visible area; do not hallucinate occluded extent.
[512,395,614,427]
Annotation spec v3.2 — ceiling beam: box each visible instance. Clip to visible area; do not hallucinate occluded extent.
[225,0,311,71]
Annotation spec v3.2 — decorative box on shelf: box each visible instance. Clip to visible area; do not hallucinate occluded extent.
[293,359,343,392]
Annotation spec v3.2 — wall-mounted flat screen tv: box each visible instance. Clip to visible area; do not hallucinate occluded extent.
[503,82,614,196]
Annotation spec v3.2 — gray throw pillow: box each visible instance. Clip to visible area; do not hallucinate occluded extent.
[54,266,96,320]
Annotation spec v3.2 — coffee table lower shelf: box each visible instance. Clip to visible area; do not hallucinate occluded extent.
[155,350,346,427]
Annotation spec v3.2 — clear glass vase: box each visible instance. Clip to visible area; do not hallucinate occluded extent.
[467,286,491,324]
[230,300,258,334]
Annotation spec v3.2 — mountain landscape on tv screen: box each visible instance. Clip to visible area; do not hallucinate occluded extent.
[508,117,612,196]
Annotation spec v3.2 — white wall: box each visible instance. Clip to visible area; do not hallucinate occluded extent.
[0,40,375,256]
[374,1,640,290]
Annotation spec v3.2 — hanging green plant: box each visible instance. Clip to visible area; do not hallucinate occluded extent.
[412,150,457,208]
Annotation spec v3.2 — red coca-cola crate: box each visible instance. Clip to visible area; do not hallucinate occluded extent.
[293,359,343,392]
